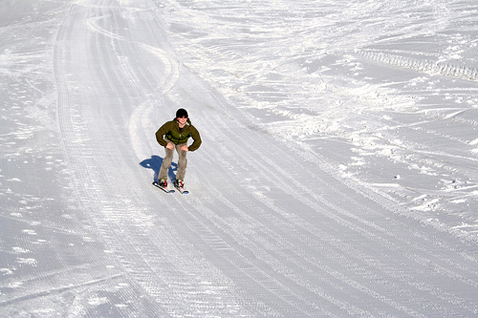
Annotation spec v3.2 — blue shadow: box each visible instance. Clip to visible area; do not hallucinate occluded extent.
[140,155,177,182]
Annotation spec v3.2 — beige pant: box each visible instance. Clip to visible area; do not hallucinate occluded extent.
[158,138,187,181]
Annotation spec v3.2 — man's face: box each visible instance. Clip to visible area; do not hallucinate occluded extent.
[177,116,188,125]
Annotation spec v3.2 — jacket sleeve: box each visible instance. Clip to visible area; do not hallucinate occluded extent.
[155,121,171,147]
[188,125,202,152]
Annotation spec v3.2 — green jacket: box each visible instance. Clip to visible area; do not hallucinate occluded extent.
[155,119,202,152]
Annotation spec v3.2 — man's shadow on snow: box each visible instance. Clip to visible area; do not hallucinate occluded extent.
[140,155,177,182]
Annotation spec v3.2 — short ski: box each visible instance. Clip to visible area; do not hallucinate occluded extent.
[175,186,189,194]
[152,181,175,193]
[173,180,189,194]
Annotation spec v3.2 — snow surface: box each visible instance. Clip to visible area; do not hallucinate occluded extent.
[1,0,478,317]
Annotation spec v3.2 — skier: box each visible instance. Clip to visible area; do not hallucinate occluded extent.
[155,108,202,190]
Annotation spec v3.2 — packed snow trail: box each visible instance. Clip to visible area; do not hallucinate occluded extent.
[1,0,477,317]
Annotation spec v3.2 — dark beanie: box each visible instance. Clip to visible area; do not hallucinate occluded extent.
[176,108,188,118]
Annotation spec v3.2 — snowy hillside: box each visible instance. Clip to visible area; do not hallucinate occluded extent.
[1,0,477,317]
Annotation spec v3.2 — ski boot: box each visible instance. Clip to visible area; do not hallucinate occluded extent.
[159,178,168,187]
[173,179,184,189]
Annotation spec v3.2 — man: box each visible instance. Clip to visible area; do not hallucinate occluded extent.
[155,108,202,189]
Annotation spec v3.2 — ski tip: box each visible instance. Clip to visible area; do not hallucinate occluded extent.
[173,186,189,194]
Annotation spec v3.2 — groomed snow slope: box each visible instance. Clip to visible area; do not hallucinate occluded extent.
[1,0,477,317]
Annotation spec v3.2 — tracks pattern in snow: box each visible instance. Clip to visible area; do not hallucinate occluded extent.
[359,50,478,81]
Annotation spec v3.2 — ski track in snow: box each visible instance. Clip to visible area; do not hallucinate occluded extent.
[0,0,477,317]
